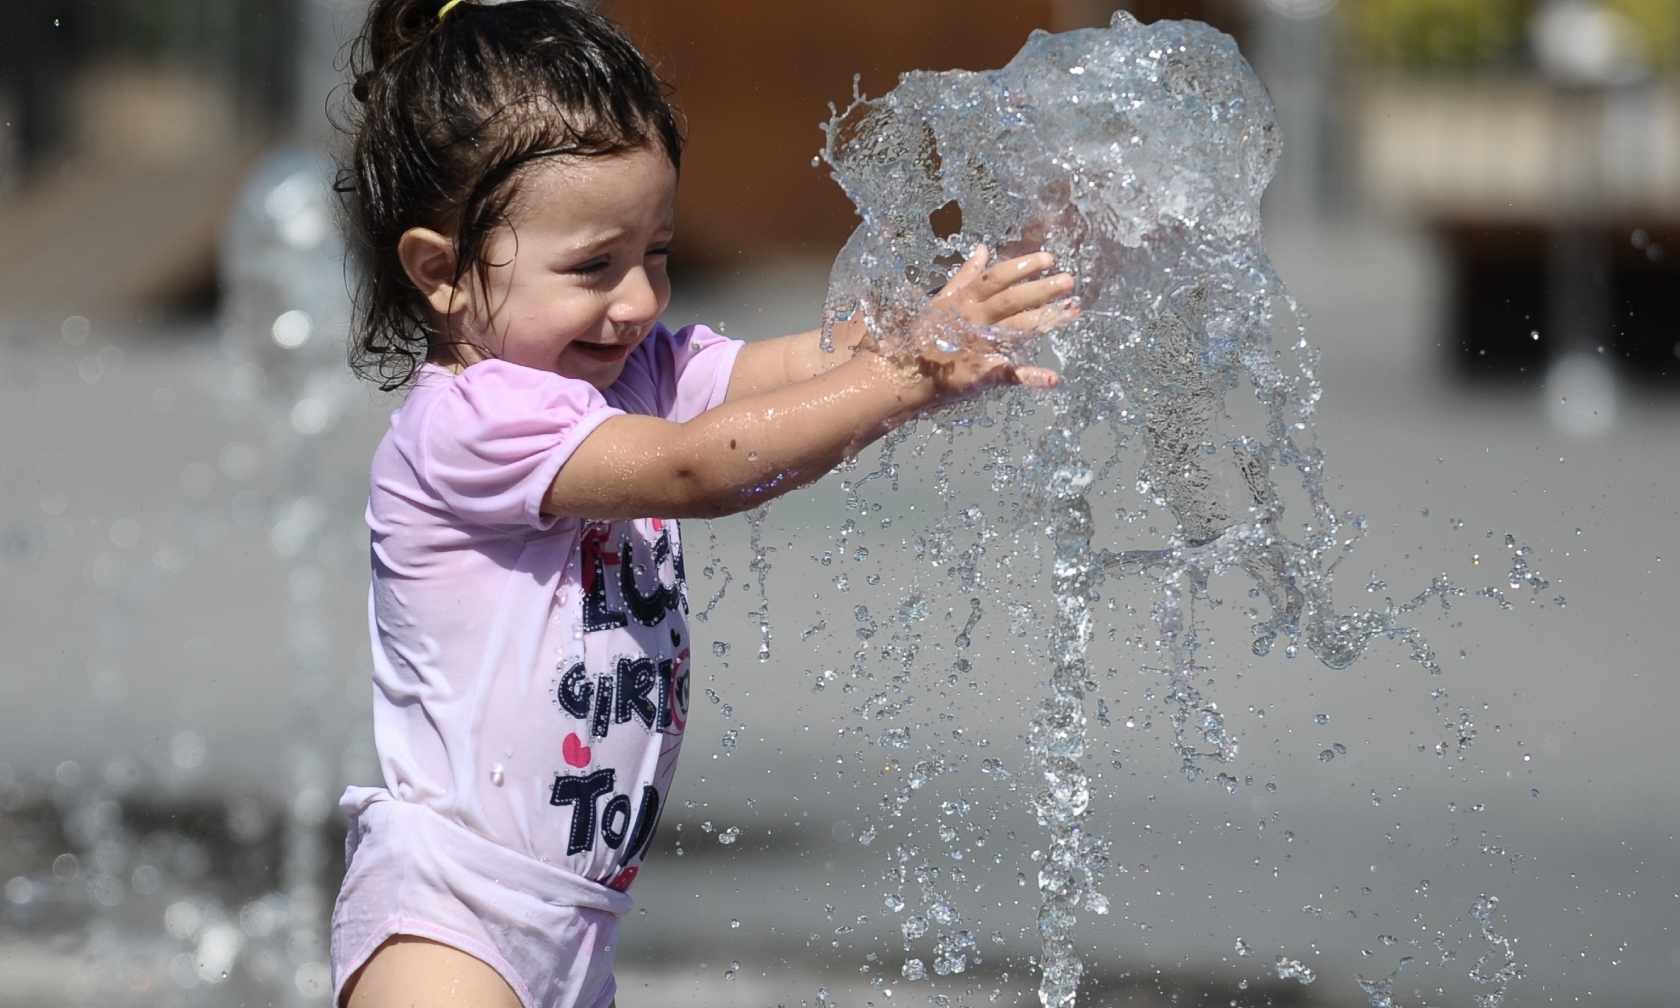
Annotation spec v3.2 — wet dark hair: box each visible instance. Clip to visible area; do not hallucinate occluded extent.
[340,0,683,390]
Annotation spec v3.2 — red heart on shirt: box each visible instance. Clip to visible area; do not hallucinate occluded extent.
[562,733,592,768]
[606,866,638,892]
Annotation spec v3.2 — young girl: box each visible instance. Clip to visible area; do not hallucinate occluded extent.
[333,2,1074,1006]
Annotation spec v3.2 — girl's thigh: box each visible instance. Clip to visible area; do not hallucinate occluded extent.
[342,935,521,1008]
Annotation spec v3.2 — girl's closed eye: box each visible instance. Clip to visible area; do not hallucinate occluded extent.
[565,242,668,278]
[567,257,611,276]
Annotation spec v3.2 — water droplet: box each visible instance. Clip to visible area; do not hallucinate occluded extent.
[1275,956,1316,985]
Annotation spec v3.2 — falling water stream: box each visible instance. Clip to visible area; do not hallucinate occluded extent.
[808,15,1546,1007]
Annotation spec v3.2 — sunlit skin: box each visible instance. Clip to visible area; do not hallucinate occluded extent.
[344,936,531,1008]
[352,145,1075,1005]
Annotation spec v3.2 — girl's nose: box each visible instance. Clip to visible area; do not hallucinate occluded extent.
[608,266,662,326]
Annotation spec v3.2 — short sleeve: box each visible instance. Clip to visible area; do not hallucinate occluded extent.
[607,323,743,423]
[414,361,623,532]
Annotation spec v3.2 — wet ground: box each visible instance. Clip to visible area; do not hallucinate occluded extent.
[1,215,1677,1006]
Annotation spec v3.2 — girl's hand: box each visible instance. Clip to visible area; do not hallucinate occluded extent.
[902,245,1076,397]
[937,244,1076,331]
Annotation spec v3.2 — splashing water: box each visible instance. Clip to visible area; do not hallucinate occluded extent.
[1275,956,1318,985]
[1467,895,1522,1008]
[1356,954,1413,1007]
[816,13,1513,1007]
[746,504,776,661]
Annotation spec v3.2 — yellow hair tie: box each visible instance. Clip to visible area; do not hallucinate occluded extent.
[438,0,469,19]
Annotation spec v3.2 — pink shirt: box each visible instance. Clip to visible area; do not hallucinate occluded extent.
[364,323,741,885]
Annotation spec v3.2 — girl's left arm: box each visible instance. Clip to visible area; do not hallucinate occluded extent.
[723,249,1074,401]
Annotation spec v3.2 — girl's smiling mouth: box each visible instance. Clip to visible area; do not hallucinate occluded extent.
[567,340,633,362]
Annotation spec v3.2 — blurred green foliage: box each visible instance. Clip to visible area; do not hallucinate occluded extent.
[1342,0,1680,70]
[1343,0,1530,68]
[1610,0,1680,65]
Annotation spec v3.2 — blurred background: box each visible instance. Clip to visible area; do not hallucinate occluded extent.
[1,0,1678,1006]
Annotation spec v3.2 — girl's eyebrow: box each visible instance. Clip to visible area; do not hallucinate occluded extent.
[546,223,674,261]
[554,228,629,255]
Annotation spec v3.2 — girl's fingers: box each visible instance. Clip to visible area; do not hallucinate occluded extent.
[966,251,1056,302]
[965,274,1074,324]
[994,299,1080,333]
[935,245,991,302]
[1012,365,1060,389]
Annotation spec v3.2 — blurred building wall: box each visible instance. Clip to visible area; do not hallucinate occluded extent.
[0,0,1268,314]
[600,0,1245,266]
[0,0,298,323]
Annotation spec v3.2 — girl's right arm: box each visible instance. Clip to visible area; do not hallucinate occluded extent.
[543,249,1071,522]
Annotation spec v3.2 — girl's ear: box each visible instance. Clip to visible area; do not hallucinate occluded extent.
[397,228,468,317]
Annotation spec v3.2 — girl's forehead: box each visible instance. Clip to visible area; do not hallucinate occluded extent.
[515,148,677,224]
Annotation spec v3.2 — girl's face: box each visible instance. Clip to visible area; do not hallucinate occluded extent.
[413,146,679,390]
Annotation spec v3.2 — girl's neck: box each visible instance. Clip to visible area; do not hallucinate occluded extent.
[427,339,487,375]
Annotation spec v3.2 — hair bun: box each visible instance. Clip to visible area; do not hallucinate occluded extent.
[351,0,457,104]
